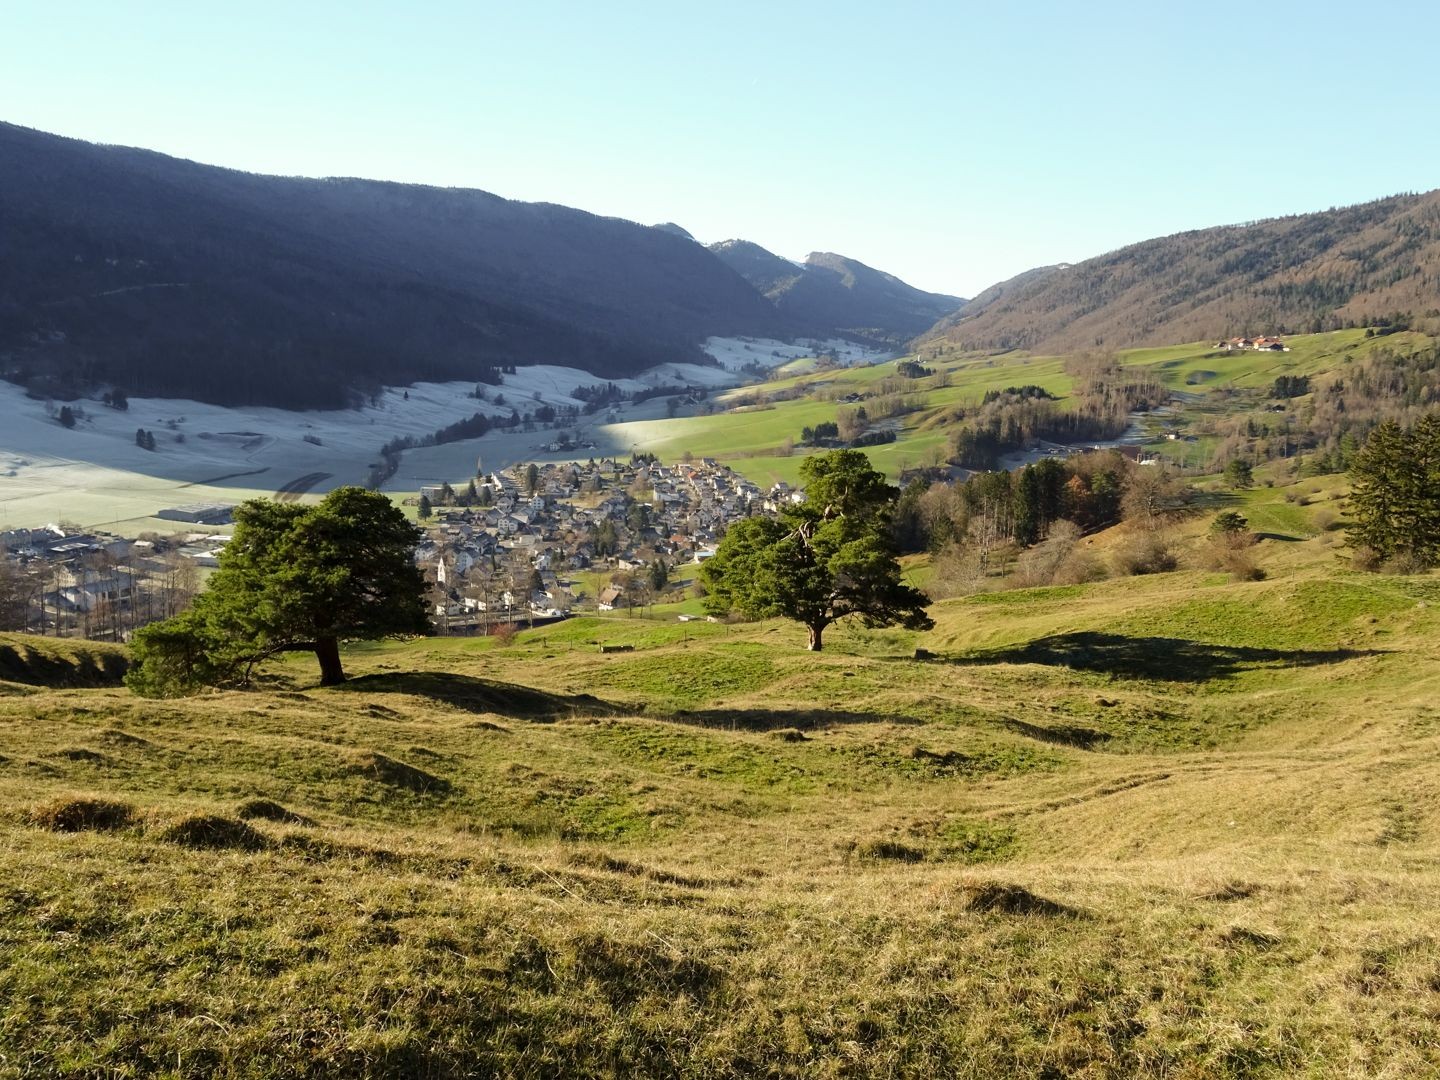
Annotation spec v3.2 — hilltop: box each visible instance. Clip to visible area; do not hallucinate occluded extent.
[710,240,965,345]
[923,191,1440,353]
[4,481,1440,1075]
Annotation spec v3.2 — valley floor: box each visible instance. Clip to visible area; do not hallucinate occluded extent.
[2,533,1439,1076]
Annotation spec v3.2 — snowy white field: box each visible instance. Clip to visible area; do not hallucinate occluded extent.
[701,336,890,372]
[0,338,877,532]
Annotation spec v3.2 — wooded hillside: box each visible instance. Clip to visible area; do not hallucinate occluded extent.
[0,123,790,408]
[924,192,1440,354]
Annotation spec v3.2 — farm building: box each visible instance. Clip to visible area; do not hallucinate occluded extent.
[156,503,235,525]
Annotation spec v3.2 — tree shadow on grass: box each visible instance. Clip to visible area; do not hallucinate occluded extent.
[955,632,1383,683]
[335,671,621,721]
[663,706,918,732]
[0,642,128,688]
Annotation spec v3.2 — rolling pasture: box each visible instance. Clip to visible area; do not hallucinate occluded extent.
[4,499,1440,1076]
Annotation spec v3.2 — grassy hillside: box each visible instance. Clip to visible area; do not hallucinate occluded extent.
[923,190,1440,355]
[4,510,1440,1075]
[608,328,1432,487]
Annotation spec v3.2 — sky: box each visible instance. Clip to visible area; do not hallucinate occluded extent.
[4,1,1439,298]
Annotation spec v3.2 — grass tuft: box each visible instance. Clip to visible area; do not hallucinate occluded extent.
[345,751,452,793]
[27,794,133,832]
[235,798,314,825]
[158,813,270,851]
[959,881,1079,917]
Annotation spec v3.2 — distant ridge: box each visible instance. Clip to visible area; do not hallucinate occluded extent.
[710,240,964,346]
[921,192,1440,354]
[0,123,790,408]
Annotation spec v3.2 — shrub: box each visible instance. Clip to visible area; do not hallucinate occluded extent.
[1351,545,1383,572]
[1112,532,1177,576]
[1011,521,1084,587]
[1382,550,1430,575]
[1051,549,1107,585]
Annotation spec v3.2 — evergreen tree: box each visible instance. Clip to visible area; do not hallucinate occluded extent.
[700,450,933,651]
[58,406,76,429]
[1225,459,1255,489]
[418,494,432,519]
[1348,417,1440,565]
[127,488,428,693]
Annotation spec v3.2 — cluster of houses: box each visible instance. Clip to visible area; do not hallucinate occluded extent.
[1214,336,1290,352]
[0,525,228,636]
[1,457,802,637]
[415,457,798,624]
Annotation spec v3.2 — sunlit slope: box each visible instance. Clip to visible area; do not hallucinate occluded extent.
[610,328,1432,485]
[3,523,1440,1074]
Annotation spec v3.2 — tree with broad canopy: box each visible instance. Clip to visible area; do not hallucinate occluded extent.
[700,450,933,651]
[126,487,429,695]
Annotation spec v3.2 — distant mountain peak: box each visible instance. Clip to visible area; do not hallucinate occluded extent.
[710,240,964,346]
[652,222,695,240]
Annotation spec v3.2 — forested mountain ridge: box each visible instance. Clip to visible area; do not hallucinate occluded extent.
[710,240,965,346]
[0,123,793,408]
[922,191,1440,354]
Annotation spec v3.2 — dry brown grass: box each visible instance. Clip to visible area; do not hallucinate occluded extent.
[26,794,133,832]
[1,520,1438,1076]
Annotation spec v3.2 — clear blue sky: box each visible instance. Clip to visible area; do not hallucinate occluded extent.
[5,1,1438,297]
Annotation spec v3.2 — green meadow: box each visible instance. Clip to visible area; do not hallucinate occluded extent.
[604,329,1434,487]
[4,475,1440,1075]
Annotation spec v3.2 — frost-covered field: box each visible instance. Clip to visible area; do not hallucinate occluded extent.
[0,339,872,532]
[702,336,889,372]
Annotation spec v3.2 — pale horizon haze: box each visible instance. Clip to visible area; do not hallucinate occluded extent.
[5,0,1439,298]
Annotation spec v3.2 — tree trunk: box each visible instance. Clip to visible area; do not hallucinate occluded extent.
[807,623,824,651]
[314,636,346,685]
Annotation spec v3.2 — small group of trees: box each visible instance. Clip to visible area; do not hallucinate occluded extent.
[944,356,1166,469]
[799,420,840,445]
[1347,416,1440,569]
[1269,375,1310,399]
[135,428,157,451]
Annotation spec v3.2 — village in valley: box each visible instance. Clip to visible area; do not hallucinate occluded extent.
[412,455,793,627]
[0,455,800,636]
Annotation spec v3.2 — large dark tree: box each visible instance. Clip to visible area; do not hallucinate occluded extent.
[700,450,933,651]
[1347,416,1440,566]
[126,487,429,694]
